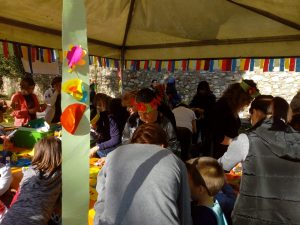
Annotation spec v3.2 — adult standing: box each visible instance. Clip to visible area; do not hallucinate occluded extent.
[172,103,196,160]
[218,95,274,171]
[44,77,62,124]
[166,77,182,109]
[209,80,259,159]
[10,76,42,127]
[189,81,216,145]
[230,97,300,225]
[290,91,300,132]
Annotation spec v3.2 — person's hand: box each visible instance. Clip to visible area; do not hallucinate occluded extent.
[28,108,37,114]
[39,104,47,112]
[89,146,99,158]
[95,157,106,167]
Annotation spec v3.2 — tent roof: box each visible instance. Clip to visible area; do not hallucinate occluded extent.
[1,0,300,59]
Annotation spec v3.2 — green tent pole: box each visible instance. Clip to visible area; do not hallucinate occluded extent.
[62,1,90,224]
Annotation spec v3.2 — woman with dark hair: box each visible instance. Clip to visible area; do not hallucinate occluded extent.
[11,76,42,126]
[224,96,300,225]
[94,123,192,225]
[89,93,121,158]
[109,98,129,134]
[189,81,216,145]
[208,79,260,159]
[217,95,273,225]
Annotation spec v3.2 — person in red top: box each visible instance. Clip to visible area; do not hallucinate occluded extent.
[10,76,42,127]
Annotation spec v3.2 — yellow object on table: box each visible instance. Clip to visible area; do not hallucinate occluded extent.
[89,158,102,225]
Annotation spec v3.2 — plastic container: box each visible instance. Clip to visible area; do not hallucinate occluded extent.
[11,127,53,149]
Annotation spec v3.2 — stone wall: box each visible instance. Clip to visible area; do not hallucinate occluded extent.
[89,67,300,117]
[91,68,300,103]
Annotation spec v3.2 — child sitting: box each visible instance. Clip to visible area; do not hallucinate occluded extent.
[186,157,228,225]
[1,136,62,225]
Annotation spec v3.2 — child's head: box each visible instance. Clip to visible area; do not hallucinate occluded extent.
[20,76,36,95]
[186,157,225,202]
[32,136,61,175]
[130,123,168,148]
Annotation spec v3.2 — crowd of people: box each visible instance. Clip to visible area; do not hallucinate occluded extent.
[0,74,299,225]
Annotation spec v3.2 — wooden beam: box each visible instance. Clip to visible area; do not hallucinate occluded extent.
[0,16,121,49]
[227,0,300,31]
[121,0,136,47]
[126,35,300,50]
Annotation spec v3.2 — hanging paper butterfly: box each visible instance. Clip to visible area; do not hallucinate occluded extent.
[65,45,86,72]
[61,103,86,135]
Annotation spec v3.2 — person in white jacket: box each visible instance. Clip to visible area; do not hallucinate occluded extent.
[44,77,62,124]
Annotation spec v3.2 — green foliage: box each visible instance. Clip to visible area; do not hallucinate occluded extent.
[0,54,25,79]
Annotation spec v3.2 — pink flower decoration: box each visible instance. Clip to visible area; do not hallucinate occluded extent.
[66,45,86,72]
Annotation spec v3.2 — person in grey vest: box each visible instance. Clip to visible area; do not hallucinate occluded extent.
[290,90,300,132]
[227,97,300,225]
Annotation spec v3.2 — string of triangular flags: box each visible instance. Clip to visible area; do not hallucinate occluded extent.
[124,58,300,72]
[88,55,120,69]
[2,40,300,73]
[0,40,62,63]
[0,40,120,69]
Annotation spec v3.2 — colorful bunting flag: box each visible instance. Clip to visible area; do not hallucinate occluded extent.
[1,41,299,74]
[231,59,237,72]
[27,46,33,74]
[2,42,9,58]
[196,60,201,71]
[182,60,187,71]
[244,58,250,71]
[269,58,274,72]
[13,44,20,58]
[144,60,149,70]
[260,59,264,69]
[31,47,36,62]
[289,58,295,71]
[209,60,214,72]
[8,42,14,56]
[240,58,245,71]
[250,59,255,71]
[280,58,285,71]
[296,58,300,72]
[21,46,28,60]
[284,58,290,70]
[204,59,210,71]
[155,60,161,72]
[263,58,269,72]
[136,60,140,70]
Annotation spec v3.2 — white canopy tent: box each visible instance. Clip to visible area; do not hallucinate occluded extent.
[1,0,300,60]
